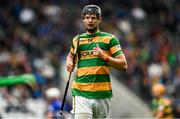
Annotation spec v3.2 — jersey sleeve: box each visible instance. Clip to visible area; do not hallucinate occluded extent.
[109,35,123,57]
[70,35,79,56]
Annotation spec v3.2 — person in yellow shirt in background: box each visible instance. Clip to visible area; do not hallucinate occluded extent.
[151,83,173,119]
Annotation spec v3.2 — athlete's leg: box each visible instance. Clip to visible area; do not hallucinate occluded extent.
[72,96,93,119]
[92,98,111,118]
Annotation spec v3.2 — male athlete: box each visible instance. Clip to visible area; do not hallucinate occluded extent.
[66,5,127,119]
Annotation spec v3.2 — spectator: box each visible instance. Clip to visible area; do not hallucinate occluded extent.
[45,87,71,119]
[151,83,173,118]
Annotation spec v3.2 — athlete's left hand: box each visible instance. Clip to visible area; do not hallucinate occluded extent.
[93,44,108,61]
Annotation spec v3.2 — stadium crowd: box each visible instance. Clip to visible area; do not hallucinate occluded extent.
[0,0,179,118]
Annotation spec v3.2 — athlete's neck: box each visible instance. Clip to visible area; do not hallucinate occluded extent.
[87,29,100,35]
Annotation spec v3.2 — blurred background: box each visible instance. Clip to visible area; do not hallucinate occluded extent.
[0,0,179,118]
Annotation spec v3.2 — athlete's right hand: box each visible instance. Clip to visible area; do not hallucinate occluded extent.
[67,62,75,72]
[66,53,75,72]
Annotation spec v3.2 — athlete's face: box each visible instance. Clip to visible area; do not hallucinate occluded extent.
[83,14,102,33]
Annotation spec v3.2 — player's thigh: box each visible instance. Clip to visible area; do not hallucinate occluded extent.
[72,96,93,119]
[93,98,111,118]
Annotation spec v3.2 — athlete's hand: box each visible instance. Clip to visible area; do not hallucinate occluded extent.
[67,61,75,72]
[93,44,110,61]
[66,53,75,72]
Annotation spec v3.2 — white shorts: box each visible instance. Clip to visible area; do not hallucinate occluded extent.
[71,96,111,119]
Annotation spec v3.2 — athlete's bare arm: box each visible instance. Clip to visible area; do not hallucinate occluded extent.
[108,54,127,71]
[93,44,127,71]
[66,53,75,72]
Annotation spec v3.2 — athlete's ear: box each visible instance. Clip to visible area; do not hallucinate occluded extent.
[98,16,102,24]
[82,16,86,24]
[83,18,85,23]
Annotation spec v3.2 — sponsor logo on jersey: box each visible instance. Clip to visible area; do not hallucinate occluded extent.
[81,51,94,57]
